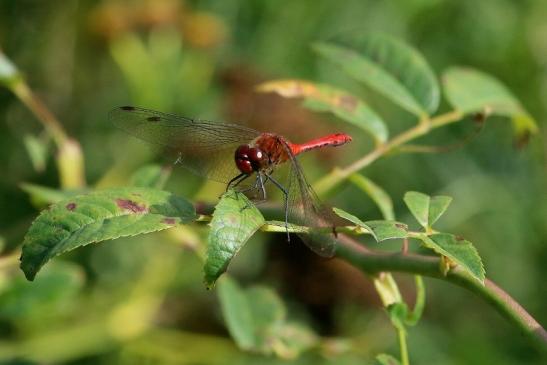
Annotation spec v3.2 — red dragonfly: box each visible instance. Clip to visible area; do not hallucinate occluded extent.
[109,106,352,257]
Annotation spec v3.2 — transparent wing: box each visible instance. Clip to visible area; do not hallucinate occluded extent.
[280,141,338,257]
[109,106,261,184]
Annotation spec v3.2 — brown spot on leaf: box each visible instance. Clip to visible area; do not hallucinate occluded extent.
[455,235,465,241]
[147,116,161,122]
[338,94,358,112]
[66,202,77,211]
[395,223,407,230]
[116,198,147,213]
[120,106,135,111]
[163,218,176,225]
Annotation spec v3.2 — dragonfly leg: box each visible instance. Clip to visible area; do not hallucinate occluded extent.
[226,173,249,192]
[266,173,290,242]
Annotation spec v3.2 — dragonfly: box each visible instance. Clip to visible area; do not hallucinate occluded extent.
[109,106,352,257]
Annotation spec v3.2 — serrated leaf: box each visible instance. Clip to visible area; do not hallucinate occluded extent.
[130,164,171,189]
[443,67,538,142]
[418,233,485,284]
[403,191,452,228]
[364,220,408,242]
[314,33,440,117]
[20,187,196,281]
[349,173,394,220]
[23,134,49,173]
[257,79,387,142]
[204,190,265,287]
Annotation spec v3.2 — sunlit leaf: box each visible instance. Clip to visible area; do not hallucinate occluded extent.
[443,67,538,143]
[314,33,440,117]
[204,190,264,287]
[374,273,402,307]
[349,173,394,220]
[257,79,388,142]
[20,187,196,281]
[418,233,485,284]
[130,164,171,189]
[403,191,452,229]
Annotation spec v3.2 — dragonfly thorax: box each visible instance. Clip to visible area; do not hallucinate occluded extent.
[234,144,268,174]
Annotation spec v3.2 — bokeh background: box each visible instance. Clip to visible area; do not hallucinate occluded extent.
[0,0,546,364]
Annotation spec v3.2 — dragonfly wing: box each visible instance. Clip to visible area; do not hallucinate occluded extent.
[281,142,337,257]
[109,106,261,184]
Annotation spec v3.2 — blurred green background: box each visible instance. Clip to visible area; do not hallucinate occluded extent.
[0,0,546,364]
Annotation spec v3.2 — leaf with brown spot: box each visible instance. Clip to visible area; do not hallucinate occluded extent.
[257,79,387,143]
[20,187,196,281]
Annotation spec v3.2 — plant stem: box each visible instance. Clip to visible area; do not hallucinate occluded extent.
[398,327,410,365]
[314,110,464,195]
[335,236,547,348]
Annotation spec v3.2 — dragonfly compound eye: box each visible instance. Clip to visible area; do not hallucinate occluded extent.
[235,145,254,174]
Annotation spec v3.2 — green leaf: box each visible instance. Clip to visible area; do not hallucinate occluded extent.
[130,164,171,189]
[0,262,84,319]
[314,33,440,117]
[418,233,485,284]
[23,134,49,173]
[20,183,84,207]
[364,220,408,242]
[376,353,402,365]
[257,79,388,142]
[217,276,256,350]
[443,67,538,141]
[403,191,452,229]
[217,276,317,357]
[204,190,265,287]
[349,173,394,220]
[20,187,196,281]
[332,207,373,233]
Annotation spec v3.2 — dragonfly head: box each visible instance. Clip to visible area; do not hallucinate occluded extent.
[235,144,266,174]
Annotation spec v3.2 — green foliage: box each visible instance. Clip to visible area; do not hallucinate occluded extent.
[443,67,538,140]
[20,187,196,280]
[418,233,485,283]
[403,191,452,229]
[217,276,317,358]
[204,190,265,288]
[314,33,439,117]
[129,164,171,189]
[258,80,388,142]
[349,173,395,220]
[333,208,408,242]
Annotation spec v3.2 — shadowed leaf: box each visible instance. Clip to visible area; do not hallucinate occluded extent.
[204,190,265,287]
